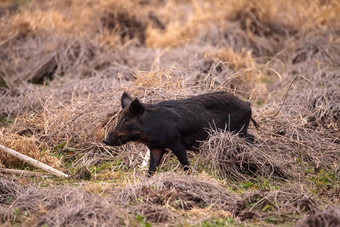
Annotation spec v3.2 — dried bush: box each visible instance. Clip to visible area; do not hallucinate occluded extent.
[36,193,127,227]
[308,88,340,130]
[198,130,289,180]
[116,173,239,223]
[0,176,24,204]
[1,178,129,226]
[0,133,61,169]
[236,184,319,223]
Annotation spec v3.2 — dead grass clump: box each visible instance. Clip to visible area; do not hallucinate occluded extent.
[204,48,255,71]
[199,48,270,99]
[291,29,340,67]
[116,173,239,223]
[254,103,340,174]
[0,86,40,119]
[308,88,340,131]
[134,68,185,90]
[130,204,175,223]
[0,132,61,169]
[0,0,18,17]
[198,130,289,181]
[227,0,301,37]
[1,35,110,88]
[217,0,294,57]
[2,182,129,226]
[36,193,126,227]
[146,1,225,48]
[100,10,146,46]
[228,0,340,37]
[98,0,169,46]
[296,206,340,227]
[0,176,25,222]
[237,184,319,223]
[0,176,24,205]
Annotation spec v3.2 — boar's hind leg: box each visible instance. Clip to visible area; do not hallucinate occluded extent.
[147,147,166,177]
[171,144,190,172]
[238,131,255,143]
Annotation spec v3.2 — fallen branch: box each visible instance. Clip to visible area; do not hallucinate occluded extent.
[0,168,54,177]
[0,144,69,178]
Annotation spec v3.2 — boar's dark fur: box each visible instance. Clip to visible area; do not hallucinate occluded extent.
[103,92,258,177]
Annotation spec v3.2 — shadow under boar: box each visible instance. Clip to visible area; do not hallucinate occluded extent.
[103,92,258,177]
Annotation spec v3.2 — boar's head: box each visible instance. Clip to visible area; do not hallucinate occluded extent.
[103,92,145,146]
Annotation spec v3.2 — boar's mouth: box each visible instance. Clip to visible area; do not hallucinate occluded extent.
[102,136,125,146]
[103,134,141,146]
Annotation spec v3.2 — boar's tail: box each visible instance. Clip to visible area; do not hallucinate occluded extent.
[250,117,259,130]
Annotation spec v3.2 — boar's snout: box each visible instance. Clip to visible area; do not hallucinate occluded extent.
[102,138,113,146]
[102,133,124,146]
[102,133,118,146]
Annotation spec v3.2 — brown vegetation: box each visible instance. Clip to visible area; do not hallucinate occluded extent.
[0,176,130,226]
[0,0,339,226]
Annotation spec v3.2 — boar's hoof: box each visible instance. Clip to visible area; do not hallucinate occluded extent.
[183,165,191,175]
[147,171,155,178]
[245,134,255,144]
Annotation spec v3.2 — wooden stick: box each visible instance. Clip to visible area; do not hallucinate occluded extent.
[0,168,54,177]
[0,144,69,178]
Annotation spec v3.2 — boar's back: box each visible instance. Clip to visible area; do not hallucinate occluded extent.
[154,92,251,148]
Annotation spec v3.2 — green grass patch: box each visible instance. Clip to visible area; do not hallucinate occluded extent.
[0,116,13,127]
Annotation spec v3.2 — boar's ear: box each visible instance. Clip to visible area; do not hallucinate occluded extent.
[129,98,144,115]
[121,92,132,109]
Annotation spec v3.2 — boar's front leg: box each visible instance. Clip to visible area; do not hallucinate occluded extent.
[147,147,166,177]
[171,143,190,172]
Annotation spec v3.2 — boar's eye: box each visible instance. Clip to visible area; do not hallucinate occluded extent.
[122,118,130,123]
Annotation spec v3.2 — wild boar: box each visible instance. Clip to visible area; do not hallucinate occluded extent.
[103,92,258,177]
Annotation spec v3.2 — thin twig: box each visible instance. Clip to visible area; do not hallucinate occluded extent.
[272,75,298,118]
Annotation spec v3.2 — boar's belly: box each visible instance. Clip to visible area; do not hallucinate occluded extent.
[181,130,209,151]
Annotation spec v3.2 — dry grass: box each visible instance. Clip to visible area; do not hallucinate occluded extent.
[198,131,290,181]
[0,0,339,226]
[236,184,319,223]
[0,132,61,169]
[0,176,131,226]
[115,173,239,223]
